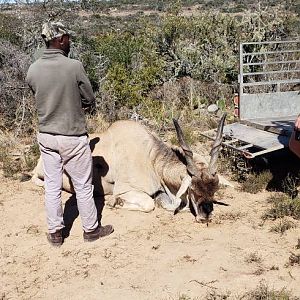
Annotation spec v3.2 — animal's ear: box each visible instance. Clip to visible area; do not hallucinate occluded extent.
[174,198,188,215]
[176,175,192,199]
[213,200,230,206]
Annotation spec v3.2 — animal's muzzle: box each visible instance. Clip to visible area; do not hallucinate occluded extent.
[194,201,214,223]
[202,201,213,215]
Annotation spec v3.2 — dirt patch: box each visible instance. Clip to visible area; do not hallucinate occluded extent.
[1,175,300,299]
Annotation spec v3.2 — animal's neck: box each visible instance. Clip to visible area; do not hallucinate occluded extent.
[163,163,187,193]
[151,138,188,192]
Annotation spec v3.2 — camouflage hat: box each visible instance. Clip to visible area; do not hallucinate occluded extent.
[41,21,72,42]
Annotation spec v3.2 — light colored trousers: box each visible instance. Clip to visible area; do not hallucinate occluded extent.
[37,133,98,233]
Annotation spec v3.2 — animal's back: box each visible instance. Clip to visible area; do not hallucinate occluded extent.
[91,120,162,196]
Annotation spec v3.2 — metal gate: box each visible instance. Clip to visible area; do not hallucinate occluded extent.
[202,40,300,158]
[238,40,300,121]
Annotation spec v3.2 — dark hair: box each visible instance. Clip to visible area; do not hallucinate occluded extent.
[44,37,60,49]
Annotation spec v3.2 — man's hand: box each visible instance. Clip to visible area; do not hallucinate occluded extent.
[295,115,300,131]
[82,100,96,114]
[294,115,300,141]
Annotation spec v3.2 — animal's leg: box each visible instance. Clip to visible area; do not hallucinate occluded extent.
[155,192,181,211]
[116,191,155,213]
[155,192,174,211]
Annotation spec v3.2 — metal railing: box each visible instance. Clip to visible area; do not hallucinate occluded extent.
[239,40,300,96]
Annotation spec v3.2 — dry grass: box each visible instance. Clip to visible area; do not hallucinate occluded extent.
[177,295,195,300]
[203,281,299,299]
[288,253,300,267]
[241,281,299,300]
[239,171,272,194]
[0,131,39,178]
[245,252,262,264]
[214,212,243,224]
[86,112,110,134]
[270,218,297,235]
[282,173,299,199]
[0,132,22,178]
[204,290,231,300]
[23,142,40,171]
[170,126,198,147]
[263,193,300,221]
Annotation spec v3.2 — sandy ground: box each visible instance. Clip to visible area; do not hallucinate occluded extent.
[1,173,300,300]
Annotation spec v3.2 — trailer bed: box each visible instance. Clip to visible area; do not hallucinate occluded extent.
[201,119,293,159]
[240,115,297,136]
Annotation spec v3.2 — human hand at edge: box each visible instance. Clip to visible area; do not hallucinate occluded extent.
[295,115,300,131]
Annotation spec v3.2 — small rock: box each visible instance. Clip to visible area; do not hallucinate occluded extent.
[207,104,219,113]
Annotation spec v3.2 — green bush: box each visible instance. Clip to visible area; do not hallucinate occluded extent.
[95,30,164,108]
[0,2,298,130]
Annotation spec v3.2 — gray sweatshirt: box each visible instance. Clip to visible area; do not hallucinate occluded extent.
[26,49,95,136]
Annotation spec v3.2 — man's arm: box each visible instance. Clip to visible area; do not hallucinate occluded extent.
[25,69,36,94]
[76,62,95,107]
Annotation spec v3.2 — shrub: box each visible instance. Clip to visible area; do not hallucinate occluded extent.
[245,252,262,264]
[0,41,33,133]
[242,281,299,300]
[0,1,299,146]
[239,170,272,194]
[0,13,22,46]
[24,142,40,171]
[95,30,164,109]
[0,129,39,178]
[0,138,23,178]
[270,218,297,235]
[263,193,300,221]
[288,253,300,267]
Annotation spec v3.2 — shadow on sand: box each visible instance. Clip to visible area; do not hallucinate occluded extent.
[250,148,300,197]
[62,194,105,239]
[62,136,107,239]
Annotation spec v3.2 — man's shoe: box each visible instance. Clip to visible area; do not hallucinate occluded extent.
[47,230,63,247]
[83,225,114,242]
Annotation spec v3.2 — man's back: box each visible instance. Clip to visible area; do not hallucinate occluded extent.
[26,49,94,136]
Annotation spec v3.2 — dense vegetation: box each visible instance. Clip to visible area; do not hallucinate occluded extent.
[0,0,299,134]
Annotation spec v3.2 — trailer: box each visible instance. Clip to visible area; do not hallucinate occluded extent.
[202,40,300,159]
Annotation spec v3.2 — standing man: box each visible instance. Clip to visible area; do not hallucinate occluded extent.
[26,22,113,246]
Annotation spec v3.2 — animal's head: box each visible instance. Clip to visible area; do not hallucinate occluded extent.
[173,113,228,223]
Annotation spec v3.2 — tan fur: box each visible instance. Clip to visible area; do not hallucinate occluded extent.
[33,120,230,214]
